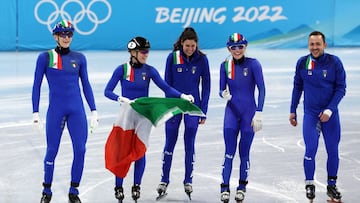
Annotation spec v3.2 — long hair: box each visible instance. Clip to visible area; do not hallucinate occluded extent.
[173,27,205,55]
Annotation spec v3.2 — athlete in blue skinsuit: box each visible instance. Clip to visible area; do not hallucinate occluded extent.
[289,31,346,202]
[32,20,98,203]
[219,33,265,203]
[156,27,211,199]
[104,36,194,202]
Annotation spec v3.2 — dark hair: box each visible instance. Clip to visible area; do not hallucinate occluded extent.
[173,27,204,55]
[309,31,326,43]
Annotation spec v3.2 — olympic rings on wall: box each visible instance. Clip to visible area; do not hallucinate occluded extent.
[34,0,112,35]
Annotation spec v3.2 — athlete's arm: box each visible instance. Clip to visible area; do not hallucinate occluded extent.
[32,52,47,113]
[104,66,123,101]
[79,54,96,110]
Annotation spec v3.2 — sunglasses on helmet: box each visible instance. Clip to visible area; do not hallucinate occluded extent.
[229,44,246,50]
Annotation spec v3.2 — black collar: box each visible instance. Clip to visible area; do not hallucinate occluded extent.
[55,46,70,55]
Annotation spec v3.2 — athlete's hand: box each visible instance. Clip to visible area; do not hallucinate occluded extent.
[181,94,194,103]
[90,110,99,134]
[221,89,232,101]
[289,113,297,126]
[199,117,206,125]
[117,96,131,104]
[251,111,263,132]
[32,112,44,132]
[319,109,332,122]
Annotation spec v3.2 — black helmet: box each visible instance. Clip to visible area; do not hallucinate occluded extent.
[127,36,150,51]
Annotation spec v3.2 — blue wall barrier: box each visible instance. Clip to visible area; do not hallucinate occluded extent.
[1,0,359,51]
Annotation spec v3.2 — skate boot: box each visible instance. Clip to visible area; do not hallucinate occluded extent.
[184,183,193,200]
[220,190,230,203]
[235,189,245,203]
[68,193,81,203]
[131,184,141,202]
[114,186,124,202]
[327,185,342,202]
[305,184,315,202]
[156,182,168,200]
[220,183,230,203]
[40,192,52,203]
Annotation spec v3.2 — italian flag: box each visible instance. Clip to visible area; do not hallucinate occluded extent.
[225,58,235,79]
[105,97,204,178]
[173,50,184,64]
[123,62,134,82]
[231,33,242,42]
[48,49,62,70]
[306,56,315,70]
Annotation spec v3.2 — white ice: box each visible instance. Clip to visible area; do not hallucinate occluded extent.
[0,48,359,203]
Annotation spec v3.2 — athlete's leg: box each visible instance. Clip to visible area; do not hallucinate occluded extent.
[67,108,87,194]
[221,107,240,188]
[302,114,320,181]
[43,106,66,194]
[183,115,200,184]
[115,176,124,187]
[238,131,254,190]
[134,155,146,185]
[322,113,341,185]
[161,114,182,183]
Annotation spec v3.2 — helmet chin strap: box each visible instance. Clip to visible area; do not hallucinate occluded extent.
[130,51,144,66]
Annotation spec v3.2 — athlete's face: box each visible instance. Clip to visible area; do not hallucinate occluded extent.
[181,39,197,57]
[131,49,149,64]
[228,44,246,59]
[54,32,73,48]
[308,34,327,58]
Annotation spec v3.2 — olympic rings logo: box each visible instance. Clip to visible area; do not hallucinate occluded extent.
[34,0,112,35]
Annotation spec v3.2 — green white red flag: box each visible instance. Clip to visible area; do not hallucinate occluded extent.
[225,58,235,79]
[48,49,62,70]
[173,50,184,64]
[306,55,315,70]
[105,97,204,178]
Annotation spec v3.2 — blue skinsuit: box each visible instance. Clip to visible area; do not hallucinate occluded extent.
[290,53,346,185]
[219,57,265,191]
[104,62,182,187]
[161,49,211,185]
[32,48,97,195]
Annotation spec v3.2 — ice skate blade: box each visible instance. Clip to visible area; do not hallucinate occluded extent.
[156,193,168,201]
[186,192,192,200]
[327,199,343,203]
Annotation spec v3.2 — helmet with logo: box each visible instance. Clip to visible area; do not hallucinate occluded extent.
[226,33,248,47]
[52,20,75,34]
[127,36,150,51]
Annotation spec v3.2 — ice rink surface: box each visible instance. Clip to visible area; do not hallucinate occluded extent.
[0,48,359,203]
